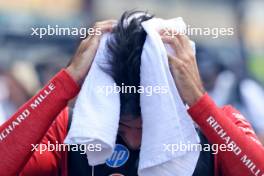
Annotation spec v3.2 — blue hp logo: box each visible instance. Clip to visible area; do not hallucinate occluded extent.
[106,144,130,168]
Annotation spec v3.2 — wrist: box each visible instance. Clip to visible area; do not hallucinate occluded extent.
[66,66,82,86]
[187,89,205,106]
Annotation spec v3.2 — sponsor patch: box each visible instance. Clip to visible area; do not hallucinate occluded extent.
[106,144,129,168]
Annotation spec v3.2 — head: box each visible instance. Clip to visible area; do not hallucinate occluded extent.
[105,11,153,122]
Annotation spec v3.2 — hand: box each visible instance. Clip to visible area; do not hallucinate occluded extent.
[160,30,205,106]
[66,20,117,85]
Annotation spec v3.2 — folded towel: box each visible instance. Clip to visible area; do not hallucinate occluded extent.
[65,17,200,176]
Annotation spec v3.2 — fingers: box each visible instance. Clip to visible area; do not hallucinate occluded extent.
[69,19,118,84]
[167,54,184,72]
[93,20,117,34]
[160,29,204,105]
[159,29,192,51]
[160,33,183,55]
[84,20,117,42]
[159,29,185,45]
[80,19,117,51]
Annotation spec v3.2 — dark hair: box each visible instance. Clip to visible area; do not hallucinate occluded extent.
[106,11,153,117]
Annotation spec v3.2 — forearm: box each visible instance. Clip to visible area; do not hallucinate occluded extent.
[188,94,264,175]
[0,69,79,176]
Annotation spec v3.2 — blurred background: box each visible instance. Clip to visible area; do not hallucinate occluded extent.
[0,0,263,143]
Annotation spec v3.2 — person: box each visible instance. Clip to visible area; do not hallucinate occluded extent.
[0,11,263,176]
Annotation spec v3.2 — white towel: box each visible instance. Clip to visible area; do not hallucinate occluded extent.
[65,17,200,176]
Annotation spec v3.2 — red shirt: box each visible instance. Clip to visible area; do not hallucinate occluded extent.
[0,69,263,176]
